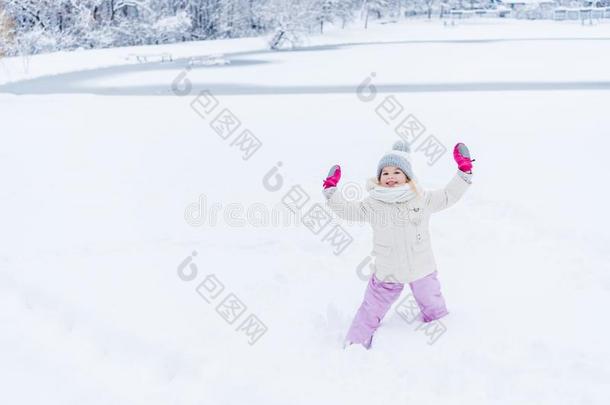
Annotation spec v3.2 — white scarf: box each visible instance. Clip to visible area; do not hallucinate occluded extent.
[366,178,418,203]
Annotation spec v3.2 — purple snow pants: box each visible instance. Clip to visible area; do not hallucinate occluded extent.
[345,271,448,349]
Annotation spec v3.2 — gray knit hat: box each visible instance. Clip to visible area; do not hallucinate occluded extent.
[377,141,413,180]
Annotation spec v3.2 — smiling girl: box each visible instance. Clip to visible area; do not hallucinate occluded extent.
[322,141,474,349]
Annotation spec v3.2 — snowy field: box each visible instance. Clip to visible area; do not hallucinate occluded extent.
[1,18,610,405]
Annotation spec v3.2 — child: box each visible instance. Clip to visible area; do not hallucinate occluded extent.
[322,141,474,349]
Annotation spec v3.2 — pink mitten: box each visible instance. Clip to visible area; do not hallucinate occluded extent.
[453,143,474,173]
[323,165,341,189]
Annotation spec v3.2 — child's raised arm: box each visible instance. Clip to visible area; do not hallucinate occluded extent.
[425,143,474,213]
[322,165,369,223]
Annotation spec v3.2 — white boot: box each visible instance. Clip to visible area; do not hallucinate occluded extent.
[342,339,368,351]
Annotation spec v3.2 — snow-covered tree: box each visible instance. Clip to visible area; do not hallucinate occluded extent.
[266,0,312,49]
[0,4,14,56]
[312,0,333,33]
[153,10,190,42]
[334,0,356,28]
[360,0,389,28]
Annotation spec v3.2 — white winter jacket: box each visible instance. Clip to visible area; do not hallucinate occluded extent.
[325,171,472,283]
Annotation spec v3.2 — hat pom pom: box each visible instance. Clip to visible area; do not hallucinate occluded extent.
[392,140,410,154]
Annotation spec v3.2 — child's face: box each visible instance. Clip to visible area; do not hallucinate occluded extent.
[379,166,408,188]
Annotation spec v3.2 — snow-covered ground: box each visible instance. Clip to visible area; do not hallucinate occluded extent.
[1,18,609,405]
